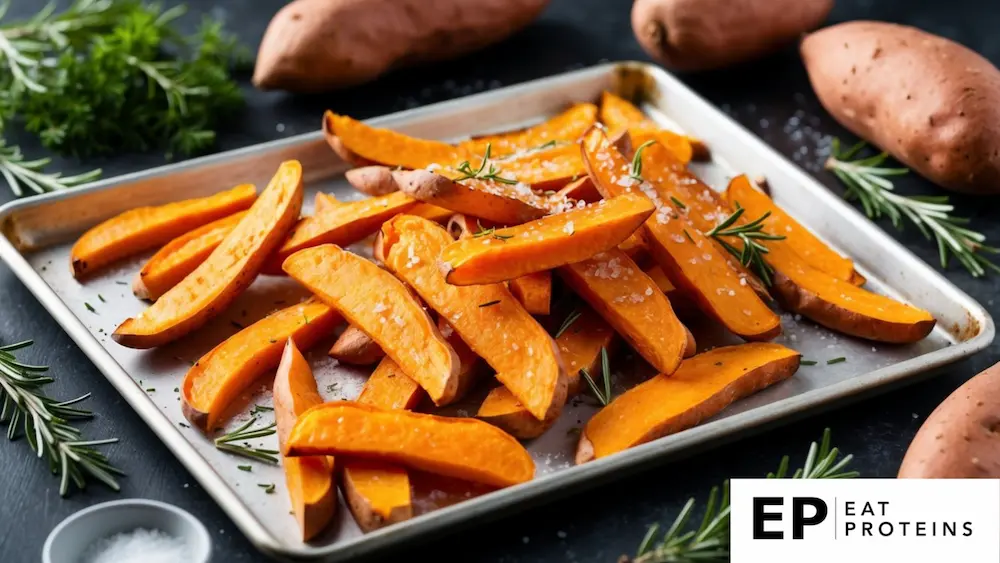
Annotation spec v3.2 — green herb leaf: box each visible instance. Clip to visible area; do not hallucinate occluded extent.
[827,357,846,365]
[478,300,501,308]
[707,203,785,286]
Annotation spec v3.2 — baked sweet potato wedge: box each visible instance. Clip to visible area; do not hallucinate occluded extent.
[324,111,467,169]
[282,244,460,405]
[558,248,687,375]
[477,385,557,439]
[379,215,567,421]
[577,343,801,463]
[132,211,246,301]
[459,103,598,155]
[438,317,484,400]
[345,166,403,197]
[273,339,336,541]
[438,193,655,285]
[508,271,552,316]
[396,170,548,225]
[358,356,425,410]
[328,325,384,366]
[272,191,418,269]
[114,162,303,349]
[286,402,535,487]
[71,183,256,279]
[643,264,676,295]
[412,203,455,224]
[557,176,602,203]
[491,141,588,189]
[314,192,340,213]
[181,297,341,431]
[581,128,781,342]
[599,91,705,162]
[725,175,865,285]
[554,306,618,396]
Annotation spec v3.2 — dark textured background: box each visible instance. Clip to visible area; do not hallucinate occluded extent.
[2,0,998,561]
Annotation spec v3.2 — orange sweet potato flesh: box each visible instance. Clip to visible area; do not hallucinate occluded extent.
[577,343,801,463]
[71,184,256,279]
[181,297,341,431]
[508,271,552,316]
[558,248,687,375]
[286,402,535,487]
[581,129,781,342]
[325,111,468,169]
[412,203,455,224]
[644,264,676,295]
[438,193,655,285]
[491,141,588,189]
[379,214,567,421]
[477,385,557,439]
[272,191,419,270]
[725,175,865,285]
[273,339,336,541]
[459,103,598,155]
[557,176,602,203]
[313,192,340,213]
[114,162,303,349]
[358,356,426,410]
[599,91,702,162]
[438,317,484,399]
[132,211,246,301]
[555,306,618,396]
[328,325,384,366]
[397,170,549,225]
[283,244,460,405]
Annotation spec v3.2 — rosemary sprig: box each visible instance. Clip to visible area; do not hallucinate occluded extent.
[579,347,612,406]
[453,143,517,184]
[629,140,656,182]
[628,429,857,563]
[0,139,100,196]
[554,309,582,338]
[0,339,123,496]
[472,219,513,241]
[826,138,1000,277]
[707,203,785,286]
[213,417,279,464]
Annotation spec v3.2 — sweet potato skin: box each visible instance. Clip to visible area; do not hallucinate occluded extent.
[253,0,550,93]
[345,166,402,197]
[899,362,1000,478]
[632,0,833,72]
[802,21,1000,194]
[341,460,413,531]
[328,325,385,366]
[397,170,548,225]
[113,162,303,349]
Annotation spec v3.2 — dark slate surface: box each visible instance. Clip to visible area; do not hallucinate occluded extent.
[1,0,998,561]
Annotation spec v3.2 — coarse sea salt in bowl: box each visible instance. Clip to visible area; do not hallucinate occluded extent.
[43,499,211,563]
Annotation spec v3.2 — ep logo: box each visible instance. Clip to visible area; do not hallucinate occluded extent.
[753,497,828,539]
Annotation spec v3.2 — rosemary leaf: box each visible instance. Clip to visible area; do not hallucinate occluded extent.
[554,309,582,338]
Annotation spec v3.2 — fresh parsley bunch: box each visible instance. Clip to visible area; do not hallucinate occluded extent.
[0,0,247,195]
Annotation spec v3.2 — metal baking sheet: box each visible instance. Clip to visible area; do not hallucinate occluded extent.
[0,62,993,562]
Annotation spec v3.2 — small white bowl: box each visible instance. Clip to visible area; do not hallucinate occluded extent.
[43,498,211,563]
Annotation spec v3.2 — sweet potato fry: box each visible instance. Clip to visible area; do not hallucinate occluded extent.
[438,317,484,399]
[71,183,256,279]
[725,175,864,285]
[438,193,655,285]
[508,271,552,316]
[324,111,467,169]
[328,325,384,366]
[286,402,535,487]
[314,192,340,213]
[581,128,781,342]
[273,339,336,541]
[557,176,602,203]
[345,166,402,196]
[181,297,341,431]
[643,264,676,295]
[132,211,246,301]
[598,91,702,162]
[554,306,618,396]
[396,170,548,225]
[412,203,455,224]
[114,162,304,349]
[283,244,460,405]
[558,248,687,375]
[358,356,425,411]
[272,191,418,269]
[576,343,801,463]
[490,141,587,189]
[477,385,557,439]
[379,215,567,421]
[325,132,374,167]
[459,103,598,155]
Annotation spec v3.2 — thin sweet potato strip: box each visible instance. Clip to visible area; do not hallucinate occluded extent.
[273,339,336,541]
[328,325,384,366]
[273,191,419,268]
[557,248,687,375]
[132,211,246,301]
[599,91,702,162]
[71,183,256,279]
[477,385,557,439]
[181,297,341,431]
[358,356,425,410]
[489,142,587,189]
[397,170,549,225]
[379,215,567,421]
[282,244,460,405]
[438,193,655,285]
[459,103,598,155]
[286,402,535,487]
[114,161,303,349]
[577,343,801,463]
[508,271,552,316]
[581,128,781,341]
[314,192,340,213]
[725,175,864,285]
[438,317,484,399]
[324,111,468,169]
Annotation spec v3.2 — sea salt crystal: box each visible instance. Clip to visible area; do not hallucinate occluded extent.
[563,221,575,235]
[82,528,191,563]
[645,288,653,296]
[373,303,387,314]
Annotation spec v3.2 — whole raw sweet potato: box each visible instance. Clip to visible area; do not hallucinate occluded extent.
[899,362,1000,478]
[631,0,832,71]
[254,0,550,93]
[802,21,1000,195]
